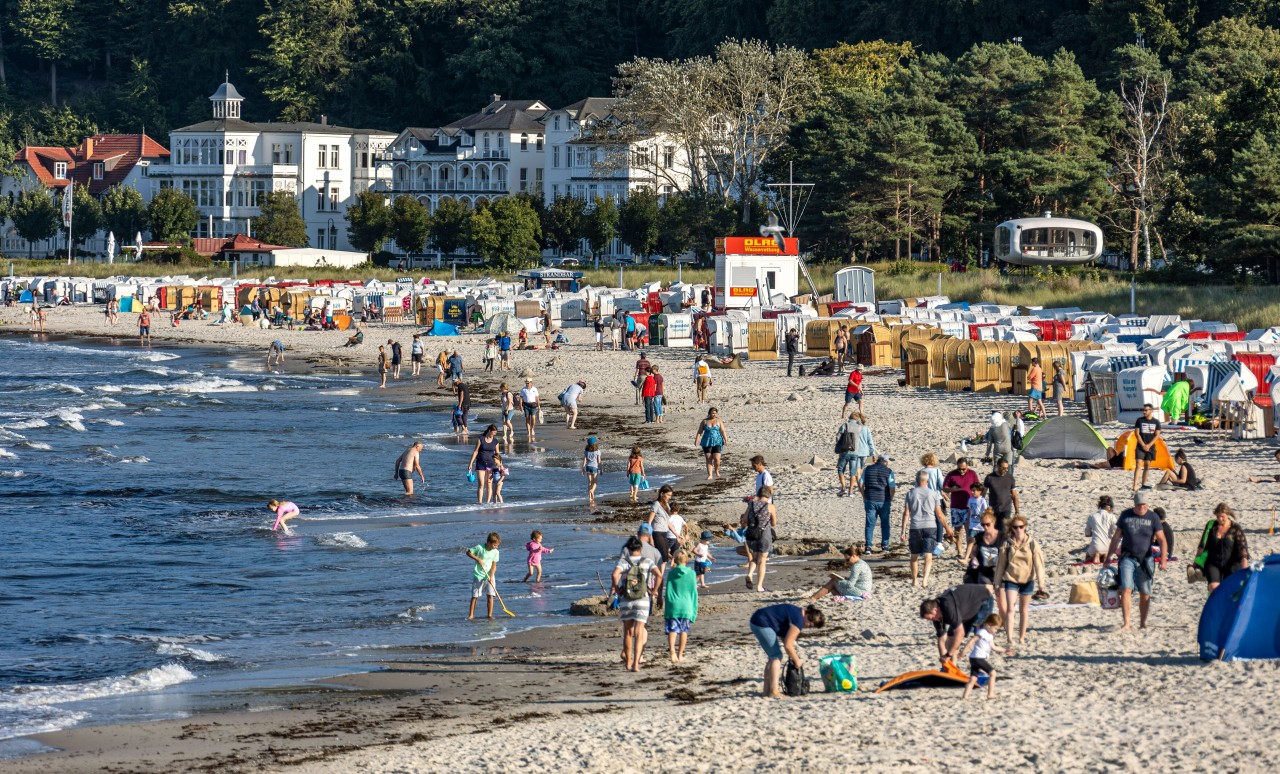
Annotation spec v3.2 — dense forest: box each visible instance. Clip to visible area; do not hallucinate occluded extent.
[4,0,1280,278]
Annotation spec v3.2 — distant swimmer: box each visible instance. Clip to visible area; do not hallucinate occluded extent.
[267,340,285,367]
[395,441,426,495]
[268,499,299,532]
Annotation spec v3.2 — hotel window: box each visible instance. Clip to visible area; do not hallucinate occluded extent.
[225,149,234,164]
[318,145,328,168]
[329,187,339,210]
[497,135,505,150]
[663,146,675,169]
[519,167,528,192]
[317,228,325,248]
[552,146,560,168]
[588,183,598,200]
[520,134,528,151]
[361,152,369,169]
[330,147,339,169]
[283,144,293,164]
[316,187,326,211]
[54,162,67,178]
[535,168,542,189]
[238,150,247,165]
[574,148,587,167]
[551,184,559,198]
[272,144,282,164]
[553,115,561,131]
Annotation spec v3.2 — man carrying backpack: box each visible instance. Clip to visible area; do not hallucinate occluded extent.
[611,536,663,672]
[835,413,876,497]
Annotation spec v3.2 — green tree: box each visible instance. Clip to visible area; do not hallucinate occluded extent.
[344,190,391,253]
[545,195,588,253]
[101,184,148,242]
[70,182,103,250]
[9,188,59,258]
[389,195,432,255]
[618,188,661,259]
[586,196,619,259]
[255,190,308,246]
[811,41,915,95]
[429,197,470,255]
[655,194,694,258]
[146,187,198,242]
[255,0,355,121]
[468,197,541,270]
[11,0,74,103]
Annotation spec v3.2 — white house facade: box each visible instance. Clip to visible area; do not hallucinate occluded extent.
[376,96,549,212]
[146,79,394,252]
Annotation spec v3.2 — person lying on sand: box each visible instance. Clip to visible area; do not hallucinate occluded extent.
[1246,449,1280,482]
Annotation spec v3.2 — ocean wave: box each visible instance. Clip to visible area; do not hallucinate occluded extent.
[97,397,126,409]
[89,418,125,427]
[3,418,47,430]
[120,455,149,464]
[0,471,23,478]
[155,643,225,663]
[316,532,368,549]
[395,604,436,621]
[0,664,197,709]
[0,704,89,740]
[17,441,51,451]
[32,382,85,395]
[0,449,16,460]
[135,352,181,362]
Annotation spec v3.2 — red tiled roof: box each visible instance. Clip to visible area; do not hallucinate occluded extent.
[14,134,169,196]
[193,234,291,257]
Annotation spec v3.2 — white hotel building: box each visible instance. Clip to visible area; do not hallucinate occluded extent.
[147,79,394,252]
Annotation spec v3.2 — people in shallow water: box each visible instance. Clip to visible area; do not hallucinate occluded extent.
[268,499,299,532]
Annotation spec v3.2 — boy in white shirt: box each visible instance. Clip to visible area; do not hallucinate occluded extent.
[960,613,1014,700]
[693,530,715,588]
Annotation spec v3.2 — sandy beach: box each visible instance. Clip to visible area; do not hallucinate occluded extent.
[2,303,1279,773]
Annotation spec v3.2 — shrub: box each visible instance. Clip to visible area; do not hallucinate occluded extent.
[142,246,210,266]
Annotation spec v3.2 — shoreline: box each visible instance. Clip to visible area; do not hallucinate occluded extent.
[3,305,1280,772]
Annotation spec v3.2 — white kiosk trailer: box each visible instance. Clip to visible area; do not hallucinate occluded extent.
[714,236,801,310]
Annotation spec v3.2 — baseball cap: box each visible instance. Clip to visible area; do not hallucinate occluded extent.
[587,436,598,445]
[637,523,653,535]
[1133,491,1149,505]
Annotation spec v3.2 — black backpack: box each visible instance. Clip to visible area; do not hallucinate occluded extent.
[835,424,857,454]
[1011,426,1025,451]
[783,660,809,696]
[745,501,766,542]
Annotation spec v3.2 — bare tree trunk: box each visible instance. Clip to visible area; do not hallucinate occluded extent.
[50,59,57,104]
[0,26,7,85]
[1129,208,1140,270]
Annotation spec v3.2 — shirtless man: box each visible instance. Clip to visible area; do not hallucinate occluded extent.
[267,340,285,367]
[394,441,426,494]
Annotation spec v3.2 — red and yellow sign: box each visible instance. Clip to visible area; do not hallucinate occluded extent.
[715,236,799,256]
[728,286,758,297]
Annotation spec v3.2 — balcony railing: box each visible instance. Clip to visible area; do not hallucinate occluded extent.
[389,181,508,193]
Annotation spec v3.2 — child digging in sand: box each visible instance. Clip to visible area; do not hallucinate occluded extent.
[627,446,646,503]
[664,549,698,663]
[960,613,1014,700]
[466,533,501,620]
[523,530,553,582]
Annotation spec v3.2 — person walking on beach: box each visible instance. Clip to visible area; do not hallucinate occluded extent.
[394,441,426,495]
[833,327,848,374]
[641,369,658,423]
[612,536,662,671]
[1084,495,1117,563]
[484,338,498,372]
[992,515,1046,645]
[651,365,665,423]
[560,380,585,430]
[648,485,677,563]
[447,350,464,383]
[434,350,449,386]
[138,309,152,347]
[748,604,825,698]
[920,584,996,667]
[918,453,947,545]
[902,470,953,588]
[1052,363,1067,416]
[694,407,727,480]
[267,340,285,368]
[593,316,605,351]
[517,378,540,442]
[1196,503,1250,592]
[985,412,1015,471]
[860,455,896,553]
[499,332,512,370]
[960,613,1014,701]
[834,413,875,497]
[524,530,553,582]
[627,447,646,503]
[741,485,777,592]
[1132,404,1162,492]
[694,355,711,403]
[466,532,501,620]
[388,338,403,380]
[377,345,389,388]
[983,459,1019,533]
[784,329,799,377]
[752,455,774,498]
[693,530,715,588]
[664,549,698,664]
[468,425,501,504]
[498,383,515,445]
[1102,492,1168,631]
[410,334,424,377]
[453,380,471,436]
[943,458,979,559]
[610,317,621,350]
[633,351,651,406]
[1026,358,1046,416]
[842,364,864,418]
[963,511,1003,586]
[583,436,602,508]
[267,499,300,532]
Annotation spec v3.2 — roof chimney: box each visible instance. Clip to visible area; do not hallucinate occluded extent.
[1043,211,1052,219]
[491,94,501,103]
[83,137,95,158]
[320,114,328,126]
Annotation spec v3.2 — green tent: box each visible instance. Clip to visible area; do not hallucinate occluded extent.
[1018,416,1109,460]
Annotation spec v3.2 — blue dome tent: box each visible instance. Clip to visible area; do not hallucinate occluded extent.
[1198,555,1280,662]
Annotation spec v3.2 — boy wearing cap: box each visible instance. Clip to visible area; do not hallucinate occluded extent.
[693,530,716,588]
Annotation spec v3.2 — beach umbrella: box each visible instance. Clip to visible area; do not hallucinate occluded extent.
[106,232,116,264]
[134,232,144,261]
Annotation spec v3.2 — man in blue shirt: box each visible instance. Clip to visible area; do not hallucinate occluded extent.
[859,455,896,552]
[498,334,512,371]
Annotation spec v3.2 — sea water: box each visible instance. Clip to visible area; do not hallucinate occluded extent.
[0,337,650,750]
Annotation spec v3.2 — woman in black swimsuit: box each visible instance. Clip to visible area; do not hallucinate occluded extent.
[468,425,501,504]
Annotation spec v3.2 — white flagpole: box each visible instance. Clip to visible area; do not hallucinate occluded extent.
[64,180,74,265]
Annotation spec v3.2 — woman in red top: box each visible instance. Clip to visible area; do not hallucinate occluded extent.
[842,365,864,419]
[641,371,659,424]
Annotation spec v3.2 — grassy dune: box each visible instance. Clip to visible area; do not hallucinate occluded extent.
[8,259,1278,330]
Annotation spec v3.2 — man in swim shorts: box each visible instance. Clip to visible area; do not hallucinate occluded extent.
[518,377,541,442]
[138,310,152,346]
[394,441,426,495]
[267,340,285,367]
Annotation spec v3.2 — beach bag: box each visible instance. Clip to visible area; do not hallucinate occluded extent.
[558,389,568,406]
[783,660,809,697]
[1097,566,1118,590]
[1011,426,1025,451]
[745,500,767,542]
[639,477,650,491]
[622,558,648,601]
[819,655,857,693]
[835,425,856,454]
[1193,520,1214,569]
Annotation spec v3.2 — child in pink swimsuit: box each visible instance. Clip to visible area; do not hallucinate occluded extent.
[268,499,299,532]
[523,530,554,582]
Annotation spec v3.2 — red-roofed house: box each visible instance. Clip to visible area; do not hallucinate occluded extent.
[4,133,169,258]
[195,233,368,268]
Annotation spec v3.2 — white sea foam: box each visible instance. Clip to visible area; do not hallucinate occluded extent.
[0,664,197,710]
[120,455,149,464]
[135,352,181,362]
[89,418,125,427]
[35,382,85,395]
[0,449,16,460]
[3,418,47,430]
[95,385,123,393]
[0,470,23,478]
[316,532,368,549]
[97,397,126,409]
[0,705,89,740]
[18,441,51,451]
[155,643,225,662]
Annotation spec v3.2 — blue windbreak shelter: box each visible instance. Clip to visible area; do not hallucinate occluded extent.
[1198,555,1280,661]
[428,320,459,336]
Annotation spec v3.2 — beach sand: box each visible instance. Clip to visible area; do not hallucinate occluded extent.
[2,304,1279,772]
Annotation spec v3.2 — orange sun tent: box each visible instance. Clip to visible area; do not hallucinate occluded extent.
[1113,430,1175,471]
[875,661,971,693]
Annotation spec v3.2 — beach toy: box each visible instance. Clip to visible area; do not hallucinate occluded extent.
[639,477,650,490]
[819,654,857,693]
[466,471,477,483]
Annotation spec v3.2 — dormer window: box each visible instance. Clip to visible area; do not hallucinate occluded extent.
[554,115,562,131]
[54,162,67,179]
[93,162,104,179]
[462,134,472,147]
